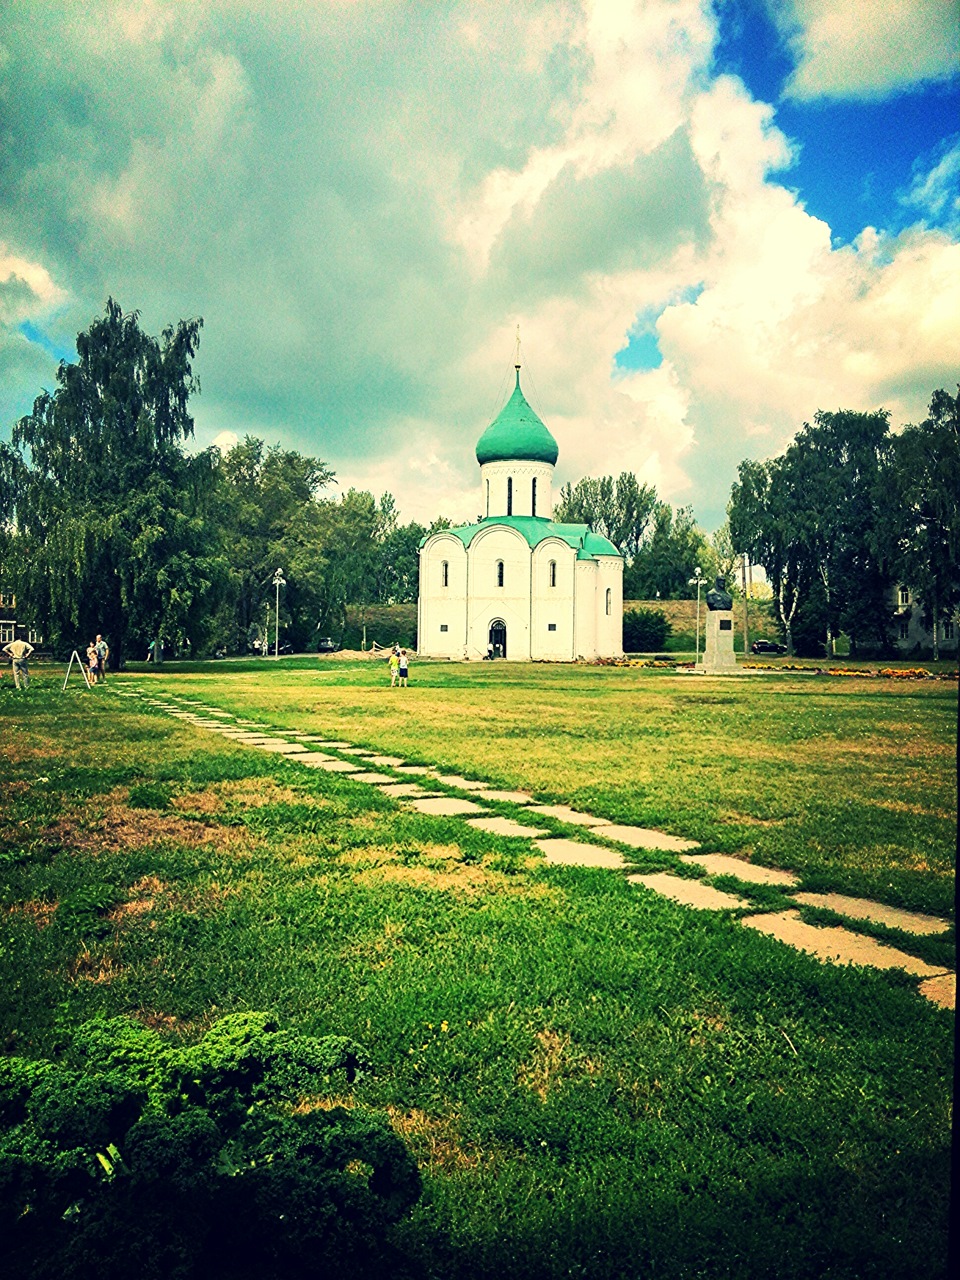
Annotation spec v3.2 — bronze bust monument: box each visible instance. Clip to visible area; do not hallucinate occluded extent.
[706,575,733,611]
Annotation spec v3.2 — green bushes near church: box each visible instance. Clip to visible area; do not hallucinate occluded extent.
[0,1013,420,1280]
[622,606,672,652]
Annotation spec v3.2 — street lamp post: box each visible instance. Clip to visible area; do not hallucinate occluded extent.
[272,568,286,658]
[688,566,705,664]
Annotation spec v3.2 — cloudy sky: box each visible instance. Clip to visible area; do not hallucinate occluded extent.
[1,0,957,531]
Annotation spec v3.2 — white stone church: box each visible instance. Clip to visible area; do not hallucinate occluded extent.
[418,367,623,661]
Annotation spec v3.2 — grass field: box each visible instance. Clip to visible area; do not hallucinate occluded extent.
[1,659,955,1279]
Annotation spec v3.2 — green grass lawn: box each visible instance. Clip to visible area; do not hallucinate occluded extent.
[1,661,955,1279]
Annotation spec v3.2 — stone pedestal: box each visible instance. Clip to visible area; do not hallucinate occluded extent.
[698,610,738,673]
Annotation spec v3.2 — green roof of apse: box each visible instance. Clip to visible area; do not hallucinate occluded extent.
[475,369,559,466]
[421,516,620,559]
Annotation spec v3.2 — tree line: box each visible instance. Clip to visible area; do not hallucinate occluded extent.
[2,301,955,662]
[0,302,438,663]
[728,395,959,658]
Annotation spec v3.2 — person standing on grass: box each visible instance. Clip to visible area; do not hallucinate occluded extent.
[398,648,409,687]
[3,636,34,689]
[388,647,401,687]
[94,634,109,682]
[87,640,100,684]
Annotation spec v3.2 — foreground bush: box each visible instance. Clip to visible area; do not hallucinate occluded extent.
[622,607,672,652]
[0,1013,421,1280]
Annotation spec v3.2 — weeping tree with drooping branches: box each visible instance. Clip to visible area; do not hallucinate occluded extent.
[3,299,229,664]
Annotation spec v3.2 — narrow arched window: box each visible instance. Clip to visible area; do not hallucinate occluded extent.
[507,476,513,516]
[441,560,449,588]
[486,479,490,517]
[549,560,556,588]
[497,560,504,588]
[531,476,537,516]
[605,588,612,615]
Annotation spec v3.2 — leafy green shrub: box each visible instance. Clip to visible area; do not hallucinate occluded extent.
[622,608,672,652]
[0,1013,420,1280]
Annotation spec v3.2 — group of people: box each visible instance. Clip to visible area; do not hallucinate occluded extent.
[3,632,110,689]
[86,634,109,684]
[387,645,410,687]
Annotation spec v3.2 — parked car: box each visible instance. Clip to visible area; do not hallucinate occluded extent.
[317,637,339,653]
[751,639,787,655]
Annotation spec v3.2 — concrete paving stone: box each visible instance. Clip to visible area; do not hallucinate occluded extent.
[292,735,333,742]
[628,872,749,910]
[741,910,948,978]
[289,752,335,764]
[591,823,699,853]
[408,796,488,817]
[393,764,439,775]
[316,741,354,749]
[376,783,441,799]
[790,892,950,936]
[678,853,798,887]
[365,755,408,767]
[433,775,490,791]
[918,972,956,1010]
[466,816,550,839]
[481,789,533,805]
[253,740,310,753]
[338,747,376,756]
[528,804,606,826]
[347,771,397,784]
[535,838,625,869]
[310,759,363,773]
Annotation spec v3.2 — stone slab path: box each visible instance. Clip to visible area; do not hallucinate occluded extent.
[535,838,626,869]
[742,910,949,979]
[590,823,699,852]
[409,796,487,817]
[790,891,950,935]
[679,853,800,887]
[121,688,955,1009]
[628,872,750,911]
[467,815,550,839]
[528,804,605,827]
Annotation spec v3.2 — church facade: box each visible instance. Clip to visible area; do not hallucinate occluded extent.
[418,367,623,661]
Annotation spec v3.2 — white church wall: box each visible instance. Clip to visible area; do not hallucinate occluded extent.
[574,561,598,658]
[596,556,625,657]
[466,526,532,659]
[479,461,554,519]
[531,540,576,660]
[418,534,468,657]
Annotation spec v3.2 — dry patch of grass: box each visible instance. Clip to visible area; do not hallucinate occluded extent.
[518,1028,572,1102]
[719,810,787,827]
[6,899,57,928]
[68,945,122,984]
[386,1106,486,1173]
[874,799,955,820]
[214,778,323,809]
[106,875,166,922]
[45,792,255,856]
[341,842,560,899]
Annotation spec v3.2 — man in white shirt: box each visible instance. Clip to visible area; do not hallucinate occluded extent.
[3,637,34,689]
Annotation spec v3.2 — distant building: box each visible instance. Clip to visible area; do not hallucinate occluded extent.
[0,592,41,649]
[891,585,958,655]
[418,366,623,661]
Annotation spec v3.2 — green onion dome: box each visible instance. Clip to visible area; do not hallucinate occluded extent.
[475,367,559,467]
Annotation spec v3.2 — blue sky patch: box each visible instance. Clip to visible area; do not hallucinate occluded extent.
[19,320,74,364]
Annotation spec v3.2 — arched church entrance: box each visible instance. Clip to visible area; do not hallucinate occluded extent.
[489,619,507,659]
